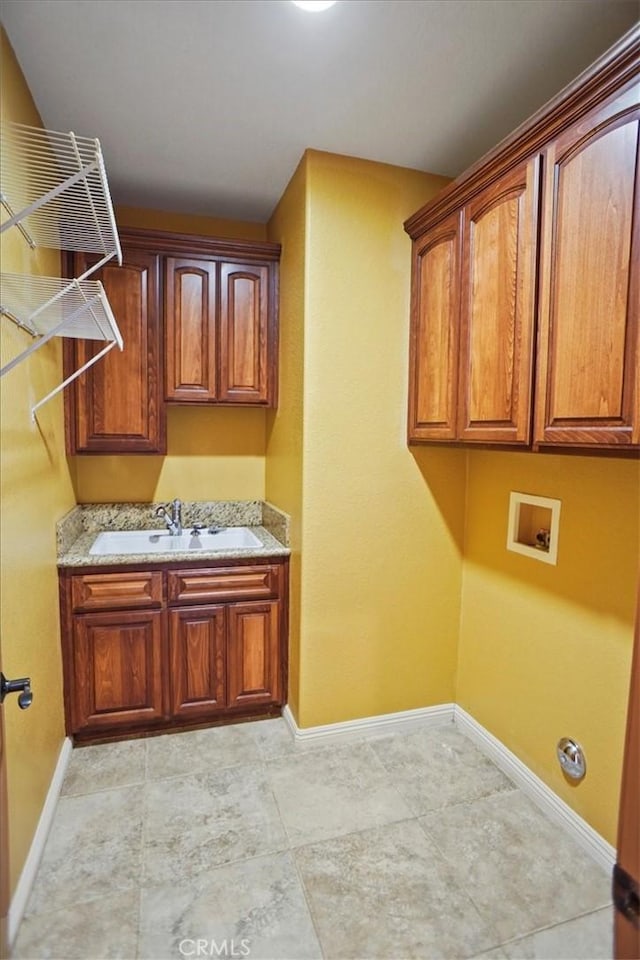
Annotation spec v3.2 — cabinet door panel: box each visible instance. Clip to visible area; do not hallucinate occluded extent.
[165,258,217,401]
[169,606,226,719]
[219,263,269,404]
[459,158,539,443]
[66,250,165,453]
[72,610,165,732]
[408,212,462,441]
[227,601,281,707]
[535,86,639,446]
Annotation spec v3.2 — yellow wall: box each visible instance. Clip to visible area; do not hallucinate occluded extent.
[264,147,637,845]
[457,451,640,844]
[116,204,267,241]
[71,205,268,504]
[0,31,76,895]
[71,407,266,503]
[266,157,308,719]
[276,150,465,728]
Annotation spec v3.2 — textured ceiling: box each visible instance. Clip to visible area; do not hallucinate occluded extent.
[2,0,638,221]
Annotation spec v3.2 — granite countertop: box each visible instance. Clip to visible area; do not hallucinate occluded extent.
[57,500,290,568]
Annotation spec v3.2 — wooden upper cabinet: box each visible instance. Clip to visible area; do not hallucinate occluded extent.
[408,212,461,441]
[535,83,639,448]
[458,157,539,443]
[165,258,217,401]
[408,159,538,446]
[65,248,165,454]
[405,29,639,454]
[65,231,280,452]
[219,262,272,405]
[166,257,276,406]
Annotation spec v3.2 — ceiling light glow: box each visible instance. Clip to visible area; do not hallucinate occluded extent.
[292,1,337,11]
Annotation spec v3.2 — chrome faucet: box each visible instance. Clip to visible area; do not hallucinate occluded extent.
[154,498,182,536]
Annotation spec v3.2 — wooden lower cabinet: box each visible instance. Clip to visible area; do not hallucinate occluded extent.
[227,601,281,708]
[168,600,282,719]
[71,609,165,733]
[169,605,226,720]
[61,558,288,741]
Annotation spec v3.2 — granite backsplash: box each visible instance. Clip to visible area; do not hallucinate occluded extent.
[57,500,290,554]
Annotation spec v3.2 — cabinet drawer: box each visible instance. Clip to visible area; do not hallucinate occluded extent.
[167,565,279,605]
[71,572,163,612]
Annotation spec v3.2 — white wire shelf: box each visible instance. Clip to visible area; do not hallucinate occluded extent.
[0,122,122,276]
[1,121,124,419]
[0,273,124,420]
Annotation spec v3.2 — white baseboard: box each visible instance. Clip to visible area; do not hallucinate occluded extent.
[281,702,615,873]
[282,702,455,743]
[454,706,616,873]
[8,736,73,946]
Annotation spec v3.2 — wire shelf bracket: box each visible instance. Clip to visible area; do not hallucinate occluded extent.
[0,274,124,421]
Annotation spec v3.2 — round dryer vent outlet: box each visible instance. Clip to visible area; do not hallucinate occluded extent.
[557,737,586,780]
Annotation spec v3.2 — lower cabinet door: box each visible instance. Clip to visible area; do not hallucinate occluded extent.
[227,601,281,708]
[72,609,165,732]
[169,605,226,719]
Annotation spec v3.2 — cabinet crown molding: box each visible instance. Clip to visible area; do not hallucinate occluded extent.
[118,226,281,262]
[404,25,640,239]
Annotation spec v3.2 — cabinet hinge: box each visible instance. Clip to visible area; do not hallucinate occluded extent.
[614,863,640,929]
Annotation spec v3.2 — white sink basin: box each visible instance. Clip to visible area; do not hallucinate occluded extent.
[89,527,262,556]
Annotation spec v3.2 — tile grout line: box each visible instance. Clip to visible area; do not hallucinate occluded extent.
[261,753,298,852]
[286,813,424,855]
[494,903,614,953]
[414,792,612,952]
[136,738,151,960]
[60,775,147,800]
[289,846,328,960]
[261,739,329,959]
[360,738,430,821]
[412,813,507,955]
[139,756,293,896]
[359,729,519,820]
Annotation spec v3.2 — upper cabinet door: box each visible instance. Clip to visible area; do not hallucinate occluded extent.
[458,158,540,444]
[66,249,166,454]
[535,84,640,448]
[407,212,462,441]
[165,258,217,402]
[219,262,273,405]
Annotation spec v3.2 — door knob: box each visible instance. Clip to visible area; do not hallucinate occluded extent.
[0,672,33,709]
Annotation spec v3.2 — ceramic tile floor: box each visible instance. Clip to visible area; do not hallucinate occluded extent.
[14,718,614,960]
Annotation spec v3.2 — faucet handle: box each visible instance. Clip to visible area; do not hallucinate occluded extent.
[154,504,168,517]
[190,524,206,537]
